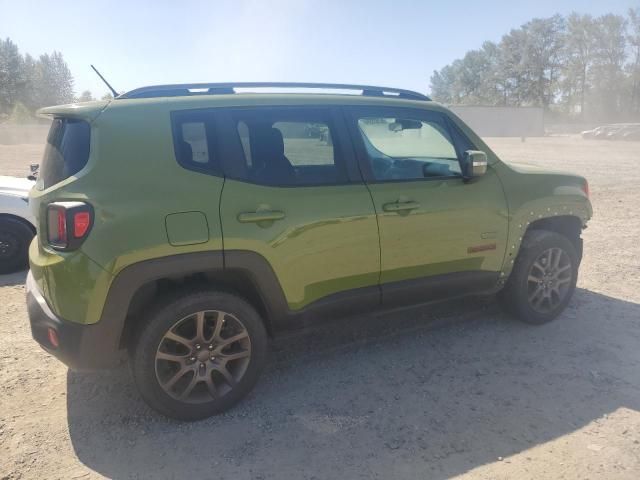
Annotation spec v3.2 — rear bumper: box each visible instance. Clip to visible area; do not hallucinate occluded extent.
[26,271,124,371]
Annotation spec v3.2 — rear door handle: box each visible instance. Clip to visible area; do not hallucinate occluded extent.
[382,201,420,213]
[237,210,286,223]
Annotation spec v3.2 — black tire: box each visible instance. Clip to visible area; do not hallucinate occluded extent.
[0,217,34,274]
[499,230,579,325]
[130,290,268,421]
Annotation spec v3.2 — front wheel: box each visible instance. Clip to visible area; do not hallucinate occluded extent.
[499,230,579,325]
[130,290,268,420]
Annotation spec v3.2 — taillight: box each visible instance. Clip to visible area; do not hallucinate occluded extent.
[47,205,67,247]
[582,180,590,198]
[46,201,93,250]
[73,211,91,238]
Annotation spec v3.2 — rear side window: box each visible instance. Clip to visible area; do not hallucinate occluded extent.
[171,110,221,175]
[39,118,90,189]
[273,121,335,166]
[227,108,347,186]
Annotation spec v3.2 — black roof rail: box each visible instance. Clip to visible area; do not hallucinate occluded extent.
[117,82,430,101]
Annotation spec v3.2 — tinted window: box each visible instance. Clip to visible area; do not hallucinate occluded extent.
[357,114,462,181]
[272,122,334,166]
[171,110,221,174]
[237,121,252,167]
[39,118,90,189]
[181,122,209,164]
[229,109,346,186]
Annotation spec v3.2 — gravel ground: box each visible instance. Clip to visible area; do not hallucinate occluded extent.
[1,136,639,479]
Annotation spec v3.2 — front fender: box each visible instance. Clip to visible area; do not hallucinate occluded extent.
[493,162,592,280]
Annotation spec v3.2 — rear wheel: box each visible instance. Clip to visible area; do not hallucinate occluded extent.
[130,290,268,420]
[499,230,579,324]
[0,217,34,274]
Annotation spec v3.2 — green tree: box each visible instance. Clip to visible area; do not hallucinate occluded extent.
[590,14,628,120]
[457,48,493,104]
[0,38,25,114]
[33,51,74,108]
[561,13,597,118]
[627,8,640,115]
[428,11,638,122]
[7,101,32,123]
[430,64,458,104]
[19,53,39,111]
[497,28,529,106]
[521,15,565,108]
[478,41,507,105]
[77,90,94,102]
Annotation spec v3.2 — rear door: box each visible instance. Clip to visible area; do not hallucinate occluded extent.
[217,106,380,314]
[345,106,508,306]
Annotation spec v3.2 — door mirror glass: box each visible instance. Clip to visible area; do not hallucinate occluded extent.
[461,150,487,179]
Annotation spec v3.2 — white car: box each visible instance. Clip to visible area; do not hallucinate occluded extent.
[0,175,36,273]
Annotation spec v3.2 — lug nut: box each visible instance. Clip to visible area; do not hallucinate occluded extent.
[208,344,213,350]
[190,357,196,362]
[196,344,201,350]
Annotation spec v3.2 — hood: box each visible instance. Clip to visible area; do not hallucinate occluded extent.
[0,175,35,197]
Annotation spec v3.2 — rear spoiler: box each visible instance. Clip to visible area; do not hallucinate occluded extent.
[37,100,110,122]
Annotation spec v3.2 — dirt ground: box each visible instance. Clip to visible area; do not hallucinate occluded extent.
[1,136,639,480]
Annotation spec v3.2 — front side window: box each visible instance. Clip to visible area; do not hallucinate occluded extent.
[357,113,462,181]
[229,109,346,186]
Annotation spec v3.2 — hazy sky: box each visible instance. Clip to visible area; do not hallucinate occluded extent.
[1,0,637,97]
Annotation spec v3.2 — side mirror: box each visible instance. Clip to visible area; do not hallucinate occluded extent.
[461,150,487,180]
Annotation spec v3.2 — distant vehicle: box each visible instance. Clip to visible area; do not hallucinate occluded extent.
[604,127,625,140]
[0,174,36,273]
[613,125,640,141]
[581,126,606,139]
[582,124,640,140]
[605,124,640,140]
[581,125,620,139]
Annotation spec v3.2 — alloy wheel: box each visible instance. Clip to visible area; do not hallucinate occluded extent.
[526,247,573,314]
[155,310,251,403]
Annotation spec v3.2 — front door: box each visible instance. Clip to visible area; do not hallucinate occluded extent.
[217,106,380,313]
[346,106,508,305]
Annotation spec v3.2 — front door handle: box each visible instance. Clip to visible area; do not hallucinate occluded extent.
[382,200,420,213]
[237,210,286,223]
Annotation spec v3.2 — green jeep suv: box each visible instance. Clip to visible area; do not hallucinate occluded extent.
[26,83,592,420]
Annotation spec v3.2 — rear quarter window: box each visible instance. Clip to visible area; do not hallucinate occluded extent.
[39,118,90,189]
[170,110,222,175]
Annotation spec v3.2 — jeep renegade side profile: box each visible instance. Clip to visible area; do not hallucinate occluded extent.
[26,83,592,420]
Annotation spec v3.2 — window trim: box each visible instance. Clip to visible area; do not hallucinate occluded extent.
[216,105,361,188]
[344,106,479,185]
